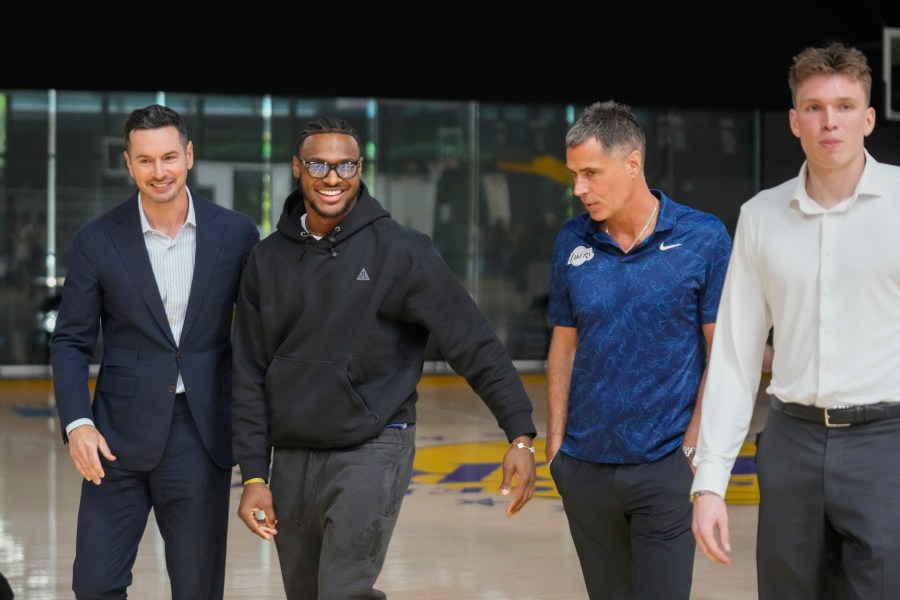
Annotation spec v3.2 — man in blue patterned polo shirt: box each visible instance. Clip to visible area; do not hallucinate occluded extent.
[545,100,732,600]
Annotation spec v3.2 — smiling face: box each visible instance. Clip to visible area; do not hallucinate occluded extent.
[293,132,363,236]
[124,126,193,206]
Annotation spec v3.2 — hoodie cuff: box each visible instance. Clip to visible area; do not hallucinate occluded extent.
[501,411,538,443]
[238,456,271,483]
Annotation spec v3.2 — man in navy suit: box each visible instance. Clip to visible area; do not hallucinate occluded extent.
[50,104,259,599]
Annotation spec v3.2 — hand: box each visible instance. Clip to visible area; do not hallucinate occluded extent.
[500,436,536,517]
[692,492,732,565]
[544,438,561,466]
[238,482,278,541]
[681,444,698,475]
[67,425,116,485]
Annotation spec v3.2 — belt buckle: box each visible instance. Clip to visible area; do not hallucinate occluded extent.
[823,406,851,428]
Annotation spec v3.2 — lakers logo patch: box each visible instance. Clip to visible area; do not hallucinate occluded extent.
[567,245,594,266]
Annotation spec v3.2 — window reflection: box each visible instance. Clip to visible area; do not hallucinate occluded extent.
[0,90,761,368]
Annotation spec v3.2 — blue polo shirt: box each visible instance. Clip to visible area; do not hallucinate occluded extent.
[548,190,731,463]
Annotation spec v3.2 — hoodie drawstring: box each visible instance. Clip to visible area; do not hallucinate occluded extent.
[298,226,341,260]
[297,231,313,261]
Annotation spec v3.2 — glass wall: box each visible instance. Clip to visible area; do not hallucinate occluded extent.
[0,89,762,370]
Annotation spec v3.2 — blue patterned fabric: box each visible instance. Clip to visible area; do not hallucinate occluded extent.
[549,191,732,463]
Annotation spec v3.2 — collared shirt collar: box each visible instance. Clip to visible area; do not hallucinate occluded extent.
[138,188,197,234]
[790,149,879,215]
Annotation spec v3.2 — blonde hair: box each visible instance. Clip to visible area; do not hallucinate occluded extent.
[788,42,872,106]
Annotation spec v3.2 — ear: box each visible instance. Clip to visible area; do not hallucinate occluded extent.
[626,149,643,177]
[864,106,876,137]
[185,140,194,170]
[123,150,135,179]
[788,109,801,139]
[292,155,302,179]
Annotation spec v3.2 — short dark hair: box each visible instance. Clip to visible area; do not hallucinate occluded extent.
[565,100,646,158]
[295,117,360,156]
[789,42,872,106]
[123,104,189,150]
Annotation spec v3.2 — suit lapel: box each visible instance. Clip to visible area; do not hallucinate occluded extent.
[181,196,222,343]
[109,198,176,346]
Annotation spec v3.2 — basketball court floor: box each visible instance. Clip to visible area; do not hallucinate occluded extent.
[0,375,759,599]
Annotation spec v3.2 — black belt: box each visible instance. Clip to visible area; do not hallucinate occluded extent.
[770,397,900,428]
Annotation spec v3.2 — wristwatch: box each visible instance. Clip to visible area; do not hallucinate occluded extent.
[682,445,696,460]
[690,490,719,503]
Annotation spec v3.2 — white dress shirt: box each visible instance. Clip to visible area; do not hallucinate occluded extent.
[141,193,197,376]
[694,151,900,496]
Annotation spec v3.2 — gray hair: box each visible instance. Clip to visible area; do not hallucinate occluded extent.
[565,100,645,157]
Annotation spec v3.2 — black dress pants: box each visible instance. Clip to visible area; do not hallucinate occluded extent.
[757,407,900,600]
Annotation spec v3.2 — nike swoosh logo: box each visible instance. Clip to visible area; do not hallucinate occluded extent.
[659,242,682,251]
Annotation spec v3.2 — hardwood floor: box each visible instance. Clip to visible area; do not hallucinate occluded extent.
[0,376,759,599]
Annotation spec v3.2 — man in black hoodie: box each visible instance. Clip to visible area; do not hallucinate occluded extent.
[231,117,537,599]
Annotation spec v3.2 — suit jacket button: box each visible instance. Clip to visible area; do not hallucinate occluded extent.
[168,385,176,394]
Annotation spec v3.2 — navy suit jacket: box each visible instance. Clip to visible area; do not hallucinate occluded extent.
[51,191,260,471]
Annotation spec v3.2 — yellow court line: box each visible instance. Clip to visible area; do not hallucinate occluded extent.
[0,379,55,392]
[419,373,546,386]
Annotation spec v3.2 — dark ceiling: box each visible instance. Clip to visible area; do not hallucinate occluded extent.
[4,2,899,112]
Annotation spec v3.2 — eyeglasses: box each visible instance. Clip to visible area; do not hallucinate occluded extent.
[298,157,362,179]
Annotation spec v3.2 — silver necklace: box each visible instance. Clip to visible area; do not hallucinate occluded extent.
[603,200,658,253]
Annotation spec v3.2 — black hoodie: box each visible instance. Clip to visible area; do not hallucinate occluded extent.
[232,183,536,480]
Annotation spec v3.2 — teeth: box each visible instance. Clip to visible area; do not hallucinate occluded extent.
[320,190,341,196]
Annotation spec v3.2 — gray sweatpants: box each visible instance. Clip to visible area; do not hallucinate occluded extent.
[270,425,416,600]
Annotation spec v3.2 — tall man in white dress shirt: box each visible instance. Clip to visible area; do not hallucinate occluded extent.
[691,42,900,599]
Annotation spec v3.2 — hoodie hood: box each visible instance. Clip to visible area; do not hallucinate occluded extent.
[276,182,391,257]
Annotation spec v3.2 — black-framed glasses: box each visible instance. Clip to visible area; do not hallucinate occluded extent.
[298,157,362,179]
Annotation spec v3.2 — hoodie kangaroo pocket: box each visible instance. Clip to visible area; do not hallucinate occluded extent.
[266,355,382,448]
